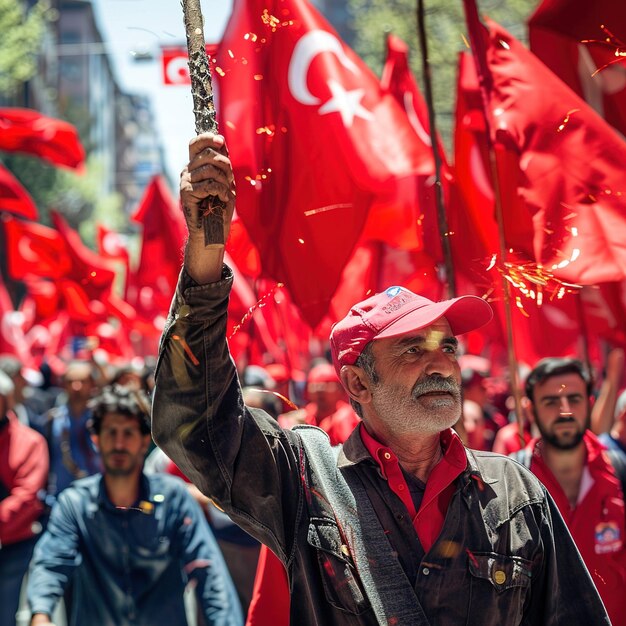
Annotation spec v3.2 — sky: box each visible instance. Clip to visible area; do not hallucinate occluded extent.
[92,0,233,185]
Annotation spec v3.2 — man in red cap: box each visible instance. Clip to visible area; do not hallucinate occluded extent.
[152,133,609,625]
[278,362,359,446]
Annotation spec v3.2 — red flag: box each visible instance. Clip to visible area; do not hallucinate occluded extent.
[216,0,432,326]
[464,11,626,286]
[529,0,626,138]
[3,216,72,281]
[0,163,38,220]
[451,46,584,365]
[128,176,185,317]
[0,108,85,170]
[50,212,117,292]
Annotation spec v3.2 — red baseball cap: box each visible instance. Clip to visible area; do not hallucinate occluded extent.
[330,286,493,375]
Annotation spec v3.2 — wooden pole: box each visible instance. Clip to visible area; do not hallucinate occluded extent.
[416,0,456,298]
[461,0,524,445]
[182,0,225,246]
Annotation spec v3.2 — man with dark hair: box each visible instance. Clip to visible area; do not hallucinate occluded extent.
[34,360,101,502]
[28,384,242,626]
[152,132,609,625]
[516,357,626,625]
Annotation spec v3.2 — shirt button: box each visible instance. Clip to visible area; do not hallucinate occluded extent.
[422,567,430,576]
[384,452,392,460]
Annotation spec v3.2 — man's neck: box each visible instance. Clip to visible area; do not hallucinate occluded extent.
[104,472,142,509]
[539,439,586,507]
[68,399,88,419]
[391,432,443,483]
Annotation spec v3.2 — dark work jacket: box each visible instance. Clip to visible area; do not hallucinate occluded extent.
[152,266,610,626]
[27,472,242,626]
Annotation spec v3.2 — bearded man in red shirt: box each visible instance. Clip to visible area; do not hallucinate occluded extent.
[516,357,626,625]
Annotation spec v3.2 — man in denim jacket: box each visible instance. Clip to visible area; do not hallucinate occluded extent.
[28,384,242,626]
[152,133,609,625]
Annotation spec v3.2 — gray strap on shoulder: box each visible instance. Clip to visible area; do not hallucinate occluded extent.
[296,426,432,626]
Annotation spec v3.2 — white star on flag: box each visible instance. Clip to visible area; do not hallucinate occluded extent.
[318,79,374,127]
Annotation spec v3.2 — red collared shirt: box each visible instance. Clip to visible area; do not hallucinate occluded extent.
[360,425,467,552]
[527,431,626,626]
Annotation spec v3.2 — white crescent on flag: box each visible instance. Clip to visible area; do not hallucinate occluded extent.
[288,30,373,127]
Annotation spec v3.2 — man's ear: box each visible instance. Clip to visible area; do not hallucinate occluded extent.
[521,396,535,424]
[339,365,373,406]
[91,433,100,451]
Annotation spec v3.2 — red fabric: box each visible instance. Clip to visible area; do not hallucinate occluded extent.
[216,0,432,327]
[245,545,290,626]
[527,432,626,625]
[0,414,49,545]
[4,216,71,281]
[50,212,117,291]
[468,15,626,285]
[491,421,532,456]
[127,176,185,346]
[0,163,38,220]
[529,0,626,138]
[360,425,467,552]
[451,38,620,364]
[0,108,85,170]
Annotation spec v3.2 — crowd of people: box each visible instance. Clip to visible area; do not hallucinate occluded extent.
[2,131,626,625]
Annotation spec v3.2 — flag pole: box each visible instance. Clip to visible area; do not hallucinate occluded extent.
[182,0,225,247]
[416,0,456,298]
[461,0,525,446]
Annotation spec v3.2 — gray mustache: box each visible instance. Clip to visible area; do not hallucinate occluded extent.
[412,375,461,399]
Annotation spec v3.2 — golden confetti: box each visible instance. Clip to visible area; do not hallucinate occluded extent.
[244,32,258,42]
[581,25,626,77]
[228,283,285,340]
[556,108,581,133]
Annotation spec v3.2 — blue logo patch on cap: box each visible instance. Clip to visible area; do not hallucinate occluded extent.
[385,286,403,298]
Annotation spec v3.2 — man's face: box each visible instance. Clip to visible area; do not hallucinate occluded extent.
[94,413,150,477]
[530,373,590,450]
[364,318,462,438]
[307,381,344,418]
[65,372,95,403]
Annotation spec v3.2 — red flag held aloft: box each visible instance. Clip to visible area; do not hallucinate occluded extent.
[0,108,85,170]
[529,0,626,138]
[215,0,432,326]
[3,216,72,281]
[464,12,626,286]
[128,175,185,320]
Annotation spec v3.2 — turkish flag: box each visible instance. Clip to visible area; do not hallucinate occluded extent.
[529,0,626,138]
[0,108,85,170]
[0,163,38,220]
[216,0,432,326]
[162,47,191,85]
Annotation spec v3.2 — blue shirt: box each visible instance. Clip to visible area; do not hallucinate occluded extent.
[28,472,243,626]
[40,405,102,498]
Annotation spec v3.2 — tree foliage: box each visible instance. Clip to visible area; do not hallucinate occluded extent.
[1,152,123,245]
[0,0,54,96]
[344,0,536,151]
